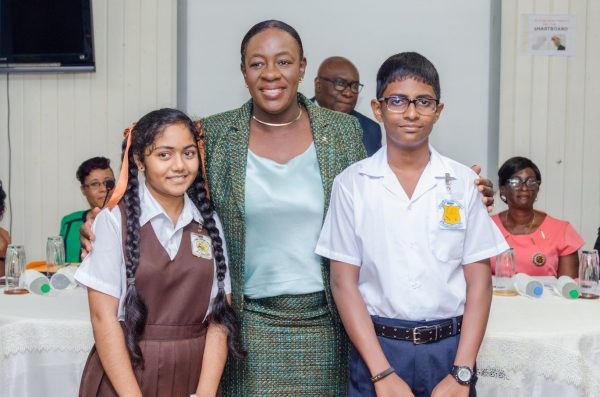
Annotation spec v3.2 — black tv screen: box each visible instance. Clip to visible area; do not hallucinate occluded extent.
[0,0,95,72]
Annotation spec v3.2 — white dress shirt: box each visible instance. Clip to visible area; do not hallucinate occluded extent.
[316,145,508,321]
[75,183,231,320]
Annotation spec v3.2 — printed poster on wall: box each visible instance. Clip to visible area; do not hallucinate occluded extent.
[527,15,575,56]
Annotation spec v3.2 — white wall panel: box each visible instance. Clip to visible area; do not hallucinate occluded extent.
[0,0,177,260]
[581,0,600,249]
[498,0,600,248]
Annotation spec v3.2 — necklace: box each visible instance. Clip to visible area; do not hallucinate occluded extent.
[504,210,536,233]
[505,210,547,267]
[252,107,302,127]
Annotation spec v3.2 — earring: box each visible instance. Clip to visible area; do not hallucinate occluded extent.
[500,194,507,203]
[299,77,304,84]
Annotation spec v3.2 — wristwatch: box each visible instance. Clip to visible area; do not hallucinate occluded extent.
[451,365,475,385]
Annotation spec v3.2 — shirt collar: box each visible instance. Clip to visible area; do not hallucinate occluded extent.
[359,144,453,179]
[428,145,455,182]
[357,145,388,178]
[138,183,202,227]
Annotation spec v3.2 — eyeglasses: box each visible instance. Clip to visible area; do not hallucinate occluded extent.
[82,179,115,190]
[318,76,364,94]
[506,177,541,190]
[377,96,439,115]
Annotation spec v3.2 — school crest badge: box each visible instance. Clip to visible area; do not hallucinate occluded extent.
[191,232,213,260]
[439,199,464,229]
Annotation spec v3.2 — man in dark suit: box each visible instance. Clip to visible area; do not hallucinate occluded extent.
[312,57,382,156]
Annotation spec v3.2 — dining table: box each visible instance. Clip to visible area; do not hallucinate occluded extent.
[1,277,600,396]
[0,286,93,397]
[477,277,600,397]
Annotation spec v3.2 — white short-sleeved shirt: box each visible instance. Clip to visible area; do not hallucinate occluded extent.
[316,145,508,321]
[75,183,231,321]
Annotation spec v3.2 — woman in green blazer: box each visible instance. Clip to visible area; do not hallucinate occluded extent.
[79,18,493,397]
[201,20,365,396]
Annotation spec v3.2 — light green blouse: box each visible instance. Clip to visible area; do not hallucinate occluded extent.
[244,142,325,298]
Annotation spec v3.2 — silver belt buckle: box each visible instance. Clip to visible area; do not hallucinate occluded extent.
[412,324,440,344]
[412,326,428,344]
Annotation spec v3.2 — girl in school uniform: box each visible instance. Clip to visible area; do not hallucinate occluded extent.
[75,108,241,397]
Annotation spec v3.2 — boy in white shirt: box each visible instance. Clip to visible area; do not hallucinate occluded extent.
[316,52,508,397]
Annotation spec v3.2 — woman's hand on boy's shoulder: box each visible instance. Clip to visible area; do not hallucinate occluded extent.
[471,165,495,213]
[373,372,415,397]
[80,207,100,259]
[431,374,470,397]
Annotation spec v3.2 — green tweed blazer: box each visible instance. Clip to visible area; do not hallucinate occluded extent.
[201,93,367,317]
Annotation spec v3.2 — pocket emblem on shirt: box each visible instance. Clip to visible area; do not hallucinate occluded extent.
[438,199,464,229]
[191,232,213,260]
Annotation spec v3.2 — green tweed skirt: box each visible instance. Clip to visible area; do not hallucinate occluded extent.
[223,291,349,397]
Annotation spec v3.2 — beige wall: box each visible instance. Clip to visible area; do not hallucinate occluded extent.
[0,0,177,259]
[1,0,597,259]
[498,0,600,248]
[181,0,502,176]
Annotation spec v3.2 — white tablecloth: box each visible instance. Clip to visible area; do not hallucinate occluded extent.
[0,287,93,397]
[2,282,600,396]
[478,281,600,397]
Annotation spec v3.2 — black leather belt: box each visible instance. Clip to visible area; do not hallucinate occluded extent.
[373,316,462,345]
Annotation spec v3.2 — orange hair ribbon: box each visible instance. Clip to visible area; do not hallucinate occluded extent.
[193,120,210,199]
[105,123,136,210]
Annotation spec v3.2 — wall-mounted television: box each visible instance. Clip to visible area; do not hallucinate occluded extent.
[0,0,95,73]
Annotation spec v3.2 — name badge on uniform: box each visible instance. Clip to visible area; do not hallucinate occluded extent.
[435,173,465,230]
[191,232,213,260]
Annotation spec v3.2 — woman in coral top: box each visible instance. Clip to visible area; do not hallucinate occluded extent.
[491,157,584,277]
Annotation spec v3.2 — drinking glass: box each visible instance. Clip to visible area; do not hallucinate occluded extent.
[46,236,66,274]
[578,250,599,299]
[494,248,517,296]
[4,244,29,295]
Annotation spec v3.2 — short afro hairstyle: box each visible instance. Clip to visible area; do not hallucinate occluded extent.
[76,157,112,185]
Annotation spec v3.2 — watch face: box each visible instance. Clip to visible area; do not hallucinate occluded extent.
[457,367,472,382]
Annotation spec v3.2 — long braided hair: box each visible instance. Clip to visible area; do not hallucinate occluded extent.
[121,108,242,367]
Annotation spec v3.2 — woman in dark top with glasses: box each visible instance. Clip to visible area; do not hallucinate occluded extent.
[491,156,584,277]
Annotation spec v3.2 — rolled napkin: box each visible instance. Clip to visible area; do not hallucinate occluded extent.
[513,273,543,298]
[50,265,77,290]
[20,270,52,295]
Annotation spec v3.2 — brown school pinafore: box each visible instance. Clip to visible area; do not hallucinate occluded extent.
[79,202,214,396]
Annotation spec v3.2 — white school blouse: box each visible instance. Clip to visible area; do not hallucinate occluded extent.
[75,183,231,321]
[316,145,508,321]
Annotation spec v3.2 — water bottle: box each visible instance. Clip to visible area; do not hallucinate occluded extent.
[555,275,580,299]
[513,273,543,298]
[50,266,77,290]
[20,270,52,295]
